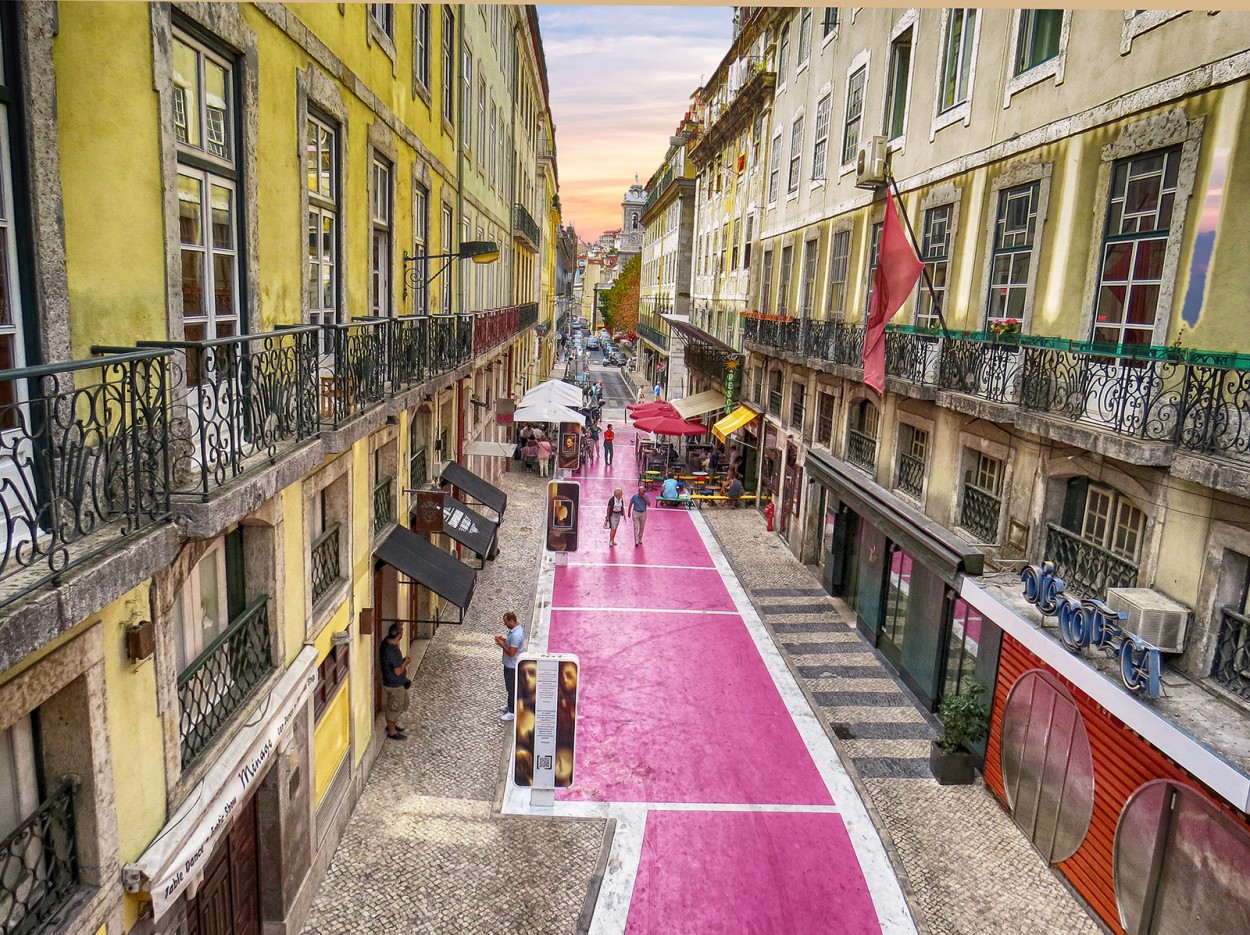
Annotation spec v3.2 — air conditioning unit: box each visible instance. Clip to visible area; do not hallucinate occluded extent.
[1105,588,1191,653]
[855,135,888,189]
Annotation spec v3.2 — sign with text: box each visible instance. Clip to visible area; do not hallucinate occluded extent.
[413,491,445,534]
[496,398,516,425]
[546,481,580,552]
[558,422,582,471]
[513,653,579,789]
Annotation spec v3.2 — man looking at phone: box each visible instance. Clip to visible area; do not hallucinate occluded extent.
[380,623,411,741]
[495,611,527,721]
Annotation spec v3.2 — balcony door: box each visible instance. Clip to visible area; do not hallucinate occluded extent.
[181,792,261,935]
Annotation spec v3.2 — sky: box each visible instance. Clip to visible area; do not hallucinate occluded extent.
[538,4,734,243]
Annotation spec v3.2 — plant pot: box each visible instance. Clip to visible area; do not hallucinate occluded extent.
[929,740,979,785]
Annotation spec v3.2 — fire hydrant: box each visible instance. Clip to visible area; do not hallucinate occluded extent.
[764,500,775,532]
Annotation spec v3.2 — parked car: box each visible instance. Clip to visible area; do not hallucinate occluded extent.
[586,337,599,349]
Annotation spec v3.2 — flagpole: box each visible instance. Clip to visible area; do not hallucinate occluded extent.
[886,170,953,340]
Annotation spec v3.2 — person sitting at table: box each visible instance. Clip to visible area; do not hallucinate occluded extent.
[661,473,680,500]
[723,475,744,505]
[520,440,539,473]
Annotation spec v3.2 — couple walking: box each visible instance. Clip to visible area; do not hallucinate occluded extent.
[605,485,649,547]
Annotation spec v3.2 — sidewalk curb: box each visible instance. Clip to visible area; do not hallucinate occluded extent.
[699,512,935,935]
[576,818,617,935]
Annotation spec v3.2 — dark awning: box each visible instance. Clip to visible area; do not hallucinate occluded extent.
[441,461,507,517]
[374,525,477,609]
[441,500,499,559]
[805,448,984,587]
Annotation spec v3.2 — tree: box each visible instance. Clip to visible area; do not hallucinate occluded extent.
[600,254,639,335]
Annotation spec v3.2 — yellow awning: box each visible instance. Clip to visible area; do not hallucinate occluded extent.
[712,405,757,443]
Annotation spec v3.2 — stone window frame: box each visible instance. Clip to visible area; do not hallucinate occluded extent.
[365,2,398,74]
[893,408,935,506]
[858,202,886,319]
[1074,108,1205,347]
[1119,10,1189,57]
[823,217,855,320]
[838,48,871,177]
[297,65,350,331]
[1193,522,1250,692]
[881,8,919,155]
[369,426,400,542]
[303,454,354,639]
[1002,9,1072,109]
[929,7,982,141]
[913,183,963,328]
[367,120,398,320]
[151,4,260,342]
[411,4,431,105]
[953,431,1012,545]
[841,389,880,476]
[975,159,1054,332]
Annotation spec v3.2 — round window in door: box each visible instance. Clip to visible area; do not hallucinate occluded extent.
[999,669,1094,863]
[1114,779,1250,935]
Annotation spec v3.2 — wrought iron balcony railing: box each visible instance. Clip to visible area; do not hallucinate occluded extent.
[0,779,78,935]
[518,302,539,330]
[1043,522,1139,601]
[319,319,390,426]
[177,596,273,766]
[959,484,1002,543]
[373,476,394,534]
[806,319,865,366]
[409,447,427,494]
[513,203,541,250]
[637,322,668,352]
[846,428,876,472]
[0,350,172,608]
[768,389,782,415]
[896,452,925,499]
[310,524,341,605]
[1212,607,1250,699]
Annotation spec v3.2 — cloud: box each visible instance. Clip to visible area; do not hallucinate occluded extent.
[539,4,733,238]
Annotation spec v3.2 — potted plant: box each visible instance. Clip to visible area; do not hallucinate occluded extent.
[929,683,990,785]
[988,318,1022,345]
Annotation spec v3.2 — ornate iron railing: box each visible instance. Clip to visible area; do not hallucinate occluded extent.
[0,350,172,608]
[885,330,937,385]
[939,337,1022,403]
[896,452,925,499]
[1212,607,1250,699]
[310,525,341,604]
[637,322,668,351]
[959,484,1002,543]
[319,319,389,426]
[804,320,864,366]
[373,476,394,534]
[846,428,876,472]
[138,328,320,499]
[512,203,541,249]
[409,447,427,494]
[177,596,273,766]
[518,302,539,330]
[1043,522,1139,601]
[0,779,78,935]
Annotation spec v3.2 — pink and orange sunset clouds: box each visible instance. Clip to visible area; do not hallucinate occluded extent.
[538,5,733,240]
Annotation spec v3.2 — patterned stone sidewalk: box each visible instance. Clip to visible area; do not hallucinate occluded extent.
[301,470,607,935]
[701,509,1100,935]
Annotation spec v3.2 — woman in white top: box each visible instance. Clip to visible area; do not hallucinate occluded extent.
[604,487,625,547]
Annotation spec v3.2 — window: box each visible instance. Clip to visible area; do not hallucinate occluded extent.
[1093,148,1180,346]
[488,103,497,181]
[1015,10,1062,75]
[767,134,782,203]
[896,423,927,499]
[777,245,794,315]
[799,239,819,318]
[0,715,38,842]
[369,3,394,39]
[743,215,754,269]
[175,33,240,343]
[371,153,392,317]
[816,392,836,446]
[719,222,729,274]
[412,182,428,313]
[787,117,804,193]
[797,9,812,66]
[442,8,455,125]
[917,204,952,329]
[811,95,831,180]
[939,9,977,112]
[823,8,838,39]
[768,371,783,415]
[863,221,882,315]
[826,229,851,318]
[944,597,982,700]
[314,643,350,721]
[777,26,790,81]
[414,5,430,90]
[883,29,913,140]
[760,250,774,314]
[462,48,473,152]
[960,451,1003,542]
[478,76,486,167]
[987,181,1040,325]
[841,66,866,166]
[730,219,741,269]
[173,530,246,676]
[306,113,338,339]
[790,381,806,428]
[1080,486,1145,562]
[440,205,454,314]
[846,399,878,471]
[0,61,28,410]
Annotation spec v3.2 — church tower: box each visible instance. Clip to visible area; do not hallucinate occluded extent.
[619,175,647,261]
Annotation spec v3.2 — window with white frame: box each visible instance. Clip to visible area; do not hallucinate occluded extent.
[730,218,741,270]
[841,66,866,166]
[174,32,240,344]
[173,529,246,677]
[987,181,1039,326]
[369,3,394,40]
[938,9,977,113]
[413,5,430,91]
[826,228,851,318]
[777,245,795,315]
[0,715,38,842]
[440,204,454,314]
[488,103,497,181]
[883,28,912,140]
[777,25,790,81]
[797,9,812,66]
[442,8,455,125]
[306,113,338,341]
[896,423,928,500]
[1079,485,1146,563]
[823,8,838,39]
[799,238,819,318]
[370,154,392,317]
[1015,9,1062,75]
[478,75,486,168]
[412,182,428,313]
[811,95,831,181]
[743,214,754,270]
[916,204,952,329]
[760,249,774,314]
[0,89,27,410]
[863,221,882,315]
[462,47,473,153]
[787,116,804,194]
[768,134,782,203]
[1093,147,1180,347]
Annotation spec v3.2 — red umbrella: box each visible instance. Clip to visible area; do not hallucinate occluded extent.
[627,402,677,421]
[633,414,709,436]
[626,400,675,412]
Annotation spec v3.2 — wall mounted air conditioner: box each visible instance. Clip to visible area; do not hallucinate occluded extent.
[855,135,888,189]
[1105,588,1191,653]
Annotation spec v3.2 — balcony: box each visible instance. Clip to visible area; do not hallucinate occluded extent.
[0,779,78,935]
[1043,522,1139,601]
[897,453,925,499]
[177,596,273,766]
[638,322,668,352]
[310,524,342,604]
[319,319,390,426]
[846,428,876,472]
[512,203,541,251]
[1212,607,1250,699]
[959,484,1002,543]
[373,476,394,534]
[690,60,775,168]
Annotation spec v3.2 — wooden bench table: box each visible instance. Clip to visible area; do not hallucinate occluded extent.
[655,495,694,509]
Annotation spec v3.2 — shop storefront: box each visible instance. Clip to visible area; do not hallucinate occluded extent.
[711,404,761,495]
[806,450,986,709]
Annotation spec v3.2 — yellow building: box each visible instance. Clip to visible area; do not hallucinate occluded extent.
[0,5,557,935]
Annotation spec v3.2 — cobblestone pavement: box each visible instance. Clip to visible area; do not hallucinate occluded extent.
[301,470,608,935]
[701,508,1101,935]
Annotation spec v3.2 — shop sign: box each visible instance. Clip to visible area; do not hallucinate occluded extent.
[1019,561,1161,699]
[723,364,738,413]
[496,398,516,425]
[414,491,445,534]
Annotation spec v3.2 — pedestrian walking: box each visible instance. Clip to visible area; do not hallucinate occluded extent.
[536,435,553,477]
[494,611,526,721]
[588,422,601,461]
[637,386,647,405]
[628,484,649,546]
[653,382,661,400]
[603,424,615,465]
[379,623,411,741]
[605,487,626,546]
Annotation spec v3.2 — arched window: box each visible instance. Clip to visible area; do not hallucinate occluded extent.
[631,212,638,230]
[846,399,878,471]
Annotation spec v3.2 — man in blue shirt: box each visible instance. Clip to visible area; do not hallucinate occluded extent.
[661,473,680,501]
[628,484,650,546]
[494,611,526,721]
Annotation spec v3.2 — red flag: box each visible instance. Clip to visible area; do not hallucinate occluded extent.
[861,190,924,394]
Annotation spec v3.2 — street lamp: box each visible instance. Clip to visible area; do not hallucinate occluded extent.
[401,240,501,303]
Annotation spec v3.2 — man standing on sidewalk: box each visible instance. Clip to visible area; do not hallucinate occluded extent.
[380,624,411,741]
[628,484,650,547]
[494,611,526,721]
[603,424,615,466]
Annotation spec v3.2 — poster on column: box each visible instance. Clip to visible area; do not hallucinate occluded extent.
[558,422,582,471]
[513,653,579,788]
[546,481,580,552]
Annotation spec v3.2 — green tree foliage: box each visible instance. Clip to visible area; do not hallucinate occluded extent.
[600,254,639,335]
